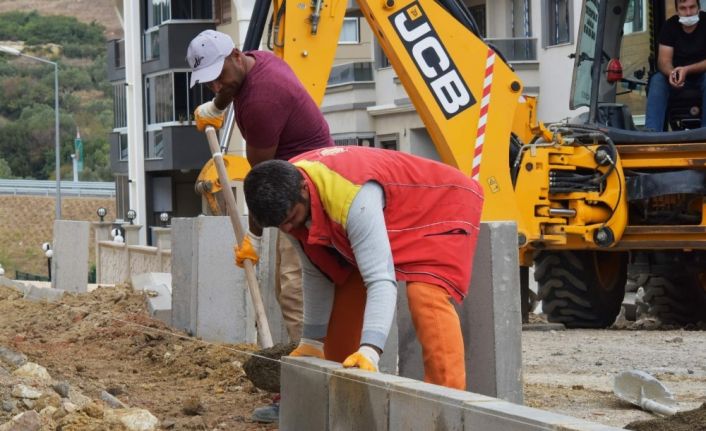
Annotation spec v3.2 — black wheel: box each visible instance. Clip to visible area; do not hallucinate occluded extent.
[535,250,628,328]
[642,258,706,325]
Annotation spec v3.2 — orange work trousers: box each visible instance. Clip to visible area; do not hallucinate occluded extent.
[322,272,466,390]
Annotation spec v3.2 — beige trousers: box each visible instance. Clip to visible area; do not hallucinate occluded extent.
[275,232,303,343]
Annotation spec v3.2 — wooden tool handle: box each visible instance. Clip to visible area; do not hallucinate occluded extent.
[205,127,274,348]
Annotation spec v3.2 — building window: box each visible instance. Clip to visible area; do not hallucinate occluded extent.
[145,0,213,28]
[333,136,374,146]
[171,0,213,20]
[114,40,125,68]
[215,0,232,24]
[339,18,360,44]
[374,40,391,69]
[623,0,645,34]
[145,129,165,159]
[145,74,174,125]
[113,83,127,129]
[543,0,572,47]
[144,29,160,61]
[119,133,128,161]
[146,71,213,126]
[468,5,486,38]
[115,175,129,222]
[376,134,398,150]
[327,62,373,86]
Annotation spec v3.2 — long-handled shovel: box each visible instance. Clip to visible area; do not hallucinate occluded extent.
[204,126,273,348]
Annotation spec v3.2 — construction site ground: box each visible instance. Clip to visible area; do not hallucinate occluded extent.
[0,281,704,430]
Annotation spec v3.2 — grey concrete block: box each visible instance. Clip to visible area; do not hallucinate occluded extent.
[131,272,172,293]
[397,282,424,381]
[281,356,340,431]
[144,282,172,325]
[398,223,523,404]
[379,312,398,375]
[460,222,523,404]
[389,381,495,431]
[121,224,142,245]
[0,277,30,295]
[170,216,256,343]
[24,285,65,303]
[171,218,197,336]
[256,228,287,344]
[462,400,625,431]
[329,369,411,431]
[52,220,90,293]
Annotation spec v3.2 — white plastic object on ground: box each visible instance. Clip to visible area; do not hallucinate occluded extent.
[613,369,678,416]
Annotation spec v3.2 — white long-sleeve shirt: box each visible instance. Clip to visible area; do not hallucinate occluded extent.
[290,181,397,351]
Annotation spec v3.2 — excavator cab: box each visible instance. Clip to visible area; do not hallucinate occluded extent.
[570,0,704,132]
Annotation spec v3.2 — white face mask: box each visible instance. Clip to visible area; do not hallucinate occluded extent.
[679,14,700,27]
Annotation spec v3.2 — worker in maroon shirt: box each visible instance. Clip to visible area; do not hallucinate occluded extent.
[187,29,333,424]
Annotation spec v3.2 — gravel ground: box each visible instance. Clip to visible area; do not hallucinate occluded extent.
[522,326,706,428]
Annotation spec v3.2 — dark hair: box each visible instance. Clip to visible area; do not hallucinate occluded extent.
[676,0,700,9]
[244,160,304,227]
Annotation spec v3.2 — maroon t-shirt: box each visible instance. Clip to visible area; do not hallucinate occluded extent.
[234,51,333,161]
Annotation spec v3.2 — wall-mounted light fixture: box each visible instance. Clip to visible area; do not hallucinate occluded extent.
[159,212,170,227]
[126,209,137,225]
[97,207,107,222]
[41,242,53,280]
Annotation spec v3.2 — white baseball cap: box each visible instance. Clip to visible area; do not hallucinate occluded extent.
[187,30,235,88]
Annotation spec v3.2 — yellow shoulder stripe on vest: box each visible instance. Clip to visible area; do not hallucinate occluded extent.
[294,160,361,228]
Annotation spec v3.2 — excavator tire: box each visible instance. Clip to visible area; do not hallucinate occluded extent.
[642,270,706,325]
[535,250,628,328]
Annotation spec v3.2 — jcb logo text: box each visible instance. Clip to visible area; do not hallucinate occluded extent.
[390,2,475,118]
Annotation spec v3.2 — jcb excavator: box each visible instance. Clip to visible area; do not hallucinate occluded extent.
[202,0,706,328]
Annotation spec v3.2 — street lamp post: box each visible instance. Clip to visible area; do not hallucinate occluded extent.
[0,46,61,219]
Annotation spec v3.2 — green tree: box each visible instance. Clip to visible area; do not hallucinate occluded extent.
[0,11,112,181]
[0,158,13,178]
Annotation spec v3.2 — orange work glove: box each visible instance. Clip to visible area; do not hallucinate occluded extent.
[342,346,380,372]
[289,338,325,359]
[194,100,225,131]
[234,231,261,268]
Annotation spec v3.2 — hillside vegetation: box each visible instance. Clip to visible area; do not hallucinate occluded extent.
[0,10,113,181]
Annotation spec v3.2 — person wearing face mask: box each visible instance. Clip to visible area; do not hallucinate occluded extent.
[645,0,706,131]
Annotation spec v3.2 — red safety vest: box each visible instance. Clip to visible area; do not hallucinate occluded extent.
[289,146,483,302]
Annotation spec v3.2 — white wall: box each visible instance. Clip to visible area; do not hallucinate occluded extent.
[534,0,588,123]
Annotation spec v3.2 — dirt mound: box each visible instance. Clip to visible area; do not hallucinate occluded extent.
[244,343,296,393]
[0,282,276,430]
[625,403,706,431]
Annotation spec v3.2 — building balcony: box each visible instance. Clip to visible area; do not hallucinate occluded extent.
[106,22,215,82]
[110,124,211,174]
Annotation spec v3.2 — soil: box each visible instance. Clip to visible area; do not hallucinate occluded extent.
[243,343,296,394]
[1,276,705,430]
[522,325,706,429]
[625,403,706,431]
[0,281,277,430]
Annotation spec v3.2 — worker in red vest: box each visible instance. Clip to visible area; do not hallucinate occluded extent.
[243,146,483,389]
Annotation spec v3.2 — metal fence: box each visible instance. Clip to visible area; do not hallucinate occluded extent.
[0,179,115,197]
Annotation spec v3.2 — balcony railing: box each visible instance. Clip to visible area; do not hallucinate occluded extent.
[327,62,374,87]
[485,37,538,62]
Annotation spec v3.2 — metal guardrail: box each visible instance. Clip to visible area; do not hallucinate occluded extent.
[0,179,116,197]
